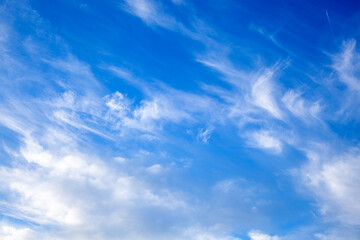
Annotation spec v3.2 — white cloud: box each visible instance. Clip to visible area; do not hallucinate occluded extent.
[0,168,84,225]
[0,4,198,238]
[122,0,177,29]
[198,53,288,155]
[121,96,191,132]
[0,130,192,237]
[0,224,38,240]
[146,164,164,174]
[333,40,360,92]
[123,0,157,24]
[198,53,287,137]
[197,55,247,87]
[299,148,360,225]
[314,226,360,240]
[4,0,360,239]
[52,109,111,139]
[106,69,221,133]
[282,90,321,121]
[197,127,213,143]
[250,68,283,119]
[105,91,130,114]
[114,156,127,163]
[248,230,281,240]
[330,39,360,121]
[248,130,282,153]
[0,135,111,226]
[134,99,163,121]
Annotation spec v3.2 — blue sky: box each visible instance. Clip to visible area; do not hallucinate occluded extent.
[0,0,360,239]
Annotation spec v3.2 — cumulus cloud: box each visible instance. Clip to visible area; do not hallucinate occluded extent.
[104,91,131,115]
[0,128,192,238]
[0,224,38,240]
[104,92,193,132]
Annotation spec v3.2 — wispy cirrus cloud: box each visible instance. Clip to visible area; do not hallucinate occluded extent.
[333,40,360,93]
[297,146,360,226]
[281,90,321,121]
[121,0,178,29]
[0,3,263,240]
[250,65,284,120]
[117,0,327,159]
[197,126,214,143]
[2,0,360,239]
[0,2,188,239]
[106,67,222,134]
[330,39,360,121]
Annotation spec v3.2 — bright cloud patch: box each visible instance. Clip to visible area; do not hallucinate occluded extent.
[300,149,360,225]
[248,230,281,240]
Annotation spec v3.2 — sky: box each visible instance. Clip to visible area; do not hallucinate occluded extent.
[0,0,360,239]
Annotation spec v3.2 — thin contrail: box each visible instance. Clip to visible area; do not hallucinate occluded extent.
[325,9,334,34]
[325,10,331,27]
